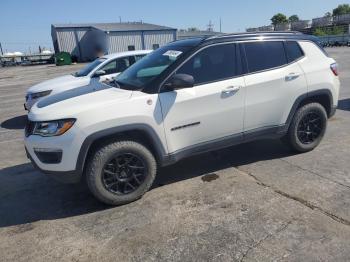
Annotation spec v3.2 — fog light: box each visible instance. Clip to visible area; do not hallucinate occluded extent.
[34,148,62,164]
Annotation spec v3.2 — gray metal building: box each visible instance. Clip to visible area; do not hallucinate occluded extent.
[51,22,177,61]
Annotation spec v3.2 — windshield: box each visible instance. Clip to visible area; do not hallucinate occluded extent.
[74,58,106,77]
[115,45,192,90]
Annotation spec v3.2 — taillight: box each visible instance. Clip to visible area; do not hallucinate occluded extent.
[330,63,338,76]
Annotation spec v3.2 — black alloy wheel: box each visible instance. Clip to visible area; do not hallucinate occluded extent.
[283,103,327,153]
[102,153,147,195]
[297,111,324,144]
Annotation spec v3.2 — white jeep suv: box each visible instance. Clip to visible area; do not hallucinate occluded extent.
[25,32,340,205]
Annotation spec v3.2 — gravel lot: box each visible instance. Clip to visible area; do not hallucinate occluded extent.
[0,48,350,262]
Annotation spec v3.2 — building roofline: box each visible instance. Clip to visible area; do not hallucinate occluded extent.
[51,22,177,32]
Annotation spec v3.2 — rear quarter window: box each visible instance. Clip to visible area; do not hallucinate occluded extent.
[285,41,304,63]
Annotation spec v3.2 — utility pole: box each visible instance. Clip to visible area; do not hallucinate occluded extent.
[0,42,3,55]
[207,20,214,32]
[119,16,122,23]
[220,18,222,33]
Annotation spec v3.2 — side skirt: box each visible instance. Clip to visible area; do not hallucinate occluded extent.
[162,125,287,166]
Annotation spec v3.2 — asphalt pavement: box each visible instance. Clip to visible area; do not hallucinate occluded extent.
[0,48,349,261]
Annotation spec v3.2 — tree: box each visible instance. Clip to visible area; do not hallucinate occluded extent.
[324,12,332,17]
[333,4,350,16]
[331,26,344,35]
[288,15,299,23]
[187,27,199,32]
[313,28,327,36]
[313,26,344,36]
[271,13,288,25]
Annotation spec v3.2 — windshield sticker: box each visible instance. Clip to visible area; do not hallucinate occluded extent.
[163,50,182,59]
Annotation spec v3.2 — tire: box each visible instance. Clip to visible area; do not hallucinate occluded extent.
[86,140,157,205]
[284,103,327,153]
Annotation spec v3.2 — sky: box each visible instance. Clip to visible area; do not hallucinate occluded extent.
[0,0,348,53]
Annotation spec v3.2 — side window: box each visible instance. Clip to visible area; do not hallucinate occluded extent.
[128,45,135,51]
[285,41,304,63]
[153,44,160,50]
[176,44,237,85]
[128,54,147,66]
[135,54,146,62]
[100,60,117,75]
[115,57,131,73]
[244,41,287,73]
[128,56,136,66]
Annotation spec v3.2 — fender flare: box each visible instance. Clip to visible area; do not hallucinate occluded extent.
[283,89,333,132]
[75,124,167,175]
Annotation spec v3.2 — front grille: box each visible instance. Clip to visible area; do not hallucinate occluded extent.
[25,121,35,137]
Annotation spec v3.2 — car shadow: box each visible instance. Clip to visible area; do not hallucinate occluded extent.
[154,139,292,186]
[1,115,27,130]
[338,98,350,111]
[0,139,294,228]
[0,163,109,227]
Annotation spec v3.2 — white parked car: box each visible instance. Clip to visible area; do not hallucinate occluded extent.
[25,32,339,205]
[24,50,152,110]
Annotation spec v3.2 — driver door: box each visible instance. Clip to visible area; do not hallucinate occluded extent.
[159,43,246,153]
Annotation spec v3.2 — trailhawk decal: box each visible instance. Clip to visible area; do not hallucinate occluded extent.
[171,122,201,131]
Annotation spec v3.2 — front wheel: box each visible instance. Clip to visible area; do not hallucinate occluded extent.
[284,103,327,153]
[86,140,157,205]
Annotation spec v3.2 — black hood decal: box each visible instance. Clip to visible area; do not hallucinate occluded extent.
[37,83,112,108]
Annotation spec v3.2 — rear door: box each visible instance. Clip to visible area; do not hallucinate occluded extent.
[242,40,308,131]
[159,43,246,153]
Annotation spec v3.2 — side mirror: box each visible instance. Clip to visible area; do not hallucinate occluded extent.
[164,74,194,91]
[92,70,106,78]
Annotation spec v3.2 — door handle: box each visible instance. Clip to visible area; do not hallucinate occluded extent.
[285,73,300,81]
[222,86,241,94]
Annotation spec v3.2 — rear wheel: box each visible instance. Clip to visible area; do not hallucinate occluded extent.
[86,140,157,205]
[284,103,327,152]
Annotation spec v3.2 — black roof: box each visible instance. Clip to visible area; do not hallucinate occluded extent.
[177,30,222,39]
[166,37,204,47]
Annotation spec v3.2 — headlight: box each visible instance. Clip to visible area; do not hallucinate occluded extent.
[33,119,75,137]
[29,90,52,100]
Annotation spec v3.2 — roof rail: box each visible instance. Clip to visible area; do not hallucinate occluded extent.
[207,31,303,40]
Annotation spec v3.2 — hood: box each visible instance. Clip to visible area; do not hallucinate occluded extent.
[27,74,87,94]
[29,83,132,121]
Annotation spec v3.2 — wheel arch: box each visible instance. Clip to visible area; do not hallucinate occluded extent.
[285,89,334,129]
[76,124,167,175]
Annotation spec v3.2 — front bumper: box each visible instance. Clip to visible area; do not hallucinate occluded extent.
[25,147,81,183]
[24,128,85,184]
